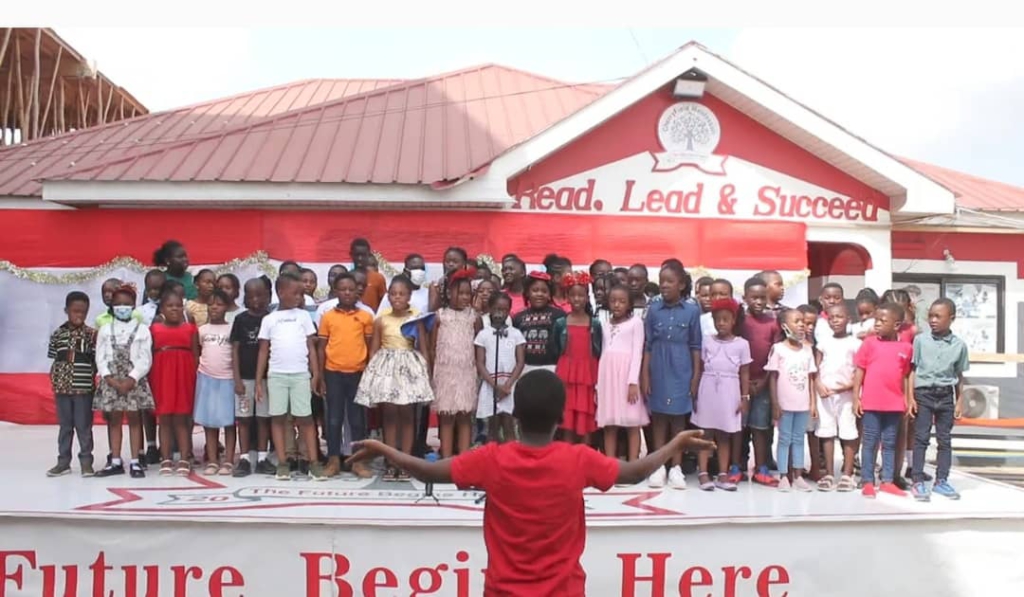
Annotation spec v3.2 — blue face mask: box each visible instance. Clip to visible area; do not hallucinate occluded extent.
[112,305,134,321]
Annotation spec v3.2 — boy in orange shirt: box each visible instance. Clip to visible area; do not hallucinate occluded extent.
[316,273,375,478]
[350,238,387,312]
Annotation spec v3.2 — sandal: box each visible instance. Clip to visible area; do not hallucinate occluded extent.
[159,460,174,476]
[714,473,737,492]
[837,475,856,492]
[203,462,219,476]
[817,475,836,492]
[218,462,233,476]
[176,460,192,476]
[698,473,715,491]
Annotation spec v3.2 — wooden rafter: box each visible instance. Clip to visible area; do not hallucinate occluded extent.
[31,28,41,139]
[40,45,63,136]
[1,28,149,142]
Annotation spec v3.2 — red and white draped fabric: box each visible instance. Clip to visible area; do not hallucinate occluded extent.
[0,209,809,424]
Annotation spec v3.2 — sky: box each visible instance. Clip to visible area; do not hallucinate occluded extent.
[56,26,1024,186]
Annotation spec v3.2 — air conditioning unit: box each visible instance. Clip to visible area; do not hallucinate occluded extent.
[961,385,999,420]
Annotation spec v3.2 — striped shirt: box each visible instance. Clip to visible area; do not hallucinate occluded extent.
[47,323,98,394]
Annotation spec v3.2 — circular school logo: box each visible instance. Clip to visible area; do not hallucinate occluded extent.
[657,102,721,158]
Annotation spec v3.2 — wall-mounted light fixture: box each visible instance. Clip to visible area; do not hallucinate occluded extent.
[673,68,708,99]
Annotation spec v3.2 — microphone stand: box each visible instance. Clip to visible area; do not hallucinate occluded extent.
[414,452,441,505]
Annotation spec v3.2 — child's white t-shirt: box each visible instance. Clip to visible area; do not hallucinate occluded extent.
[816,334,861,400]
[700,311,715,337]
[257,308,316,374]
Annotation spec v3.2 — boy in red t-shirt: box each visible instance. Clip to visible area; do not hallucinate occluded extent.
[853,303,914,499]
[348,369,713,596]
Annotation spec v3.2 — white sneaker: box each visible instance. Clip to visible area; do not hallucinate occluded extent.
[647,466,667,488]
[668,466,687,490]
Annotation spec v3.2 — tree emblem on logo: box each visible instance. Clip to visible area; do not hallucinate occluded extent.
[657,102,721,157]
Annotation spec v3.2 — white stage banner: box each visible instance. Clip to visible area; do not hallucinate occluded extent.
[1,517,1021,596]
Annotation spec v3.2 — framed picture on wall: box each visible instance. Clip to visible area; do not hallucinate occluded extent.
[893,274,1004,357]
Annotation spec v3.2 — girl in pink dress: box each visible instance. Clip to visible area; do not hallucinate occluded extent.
[692,298,752,491]
[431,270,482,458]
[596,285,647,461]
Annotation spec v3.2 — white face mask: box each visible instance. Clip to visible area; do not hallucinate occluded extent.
[112,305,134,321]
[408,269,427,286]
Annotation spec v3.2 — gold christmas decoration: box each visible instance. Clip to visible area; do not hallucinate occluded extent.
[0,252,277,285]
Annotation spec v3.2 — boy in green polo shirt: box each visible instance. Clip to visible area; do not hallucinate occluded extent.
[909,298,969,501]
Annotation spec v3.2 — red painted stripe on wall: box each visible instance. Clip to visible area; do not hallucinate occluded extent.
[1,209,808,271]
[893,230,1024,278]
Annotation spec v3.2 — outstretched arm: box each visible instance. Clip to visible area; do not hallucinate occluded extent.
[615,430,715,485]
[347,440,452,484]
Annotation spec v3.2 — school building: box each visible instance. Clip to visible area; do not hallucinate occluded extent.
[1,40,1022,428]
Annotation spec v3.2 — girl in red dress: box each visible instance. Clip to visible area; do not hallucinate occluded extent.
[150,290,200,476]
[554,272,601,445]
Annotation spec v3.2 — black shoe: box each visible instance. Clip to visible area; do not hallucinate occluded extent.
[255,459,276,475]
[95,462,125,478]
[288,458,298,473]
[905,466,933,481]
[129,462,146,478]
[892,475,910,491]
[233,459,252,477]
[145,446,161,465]
[298,460,310,476]
[136,453,148,470]
[105,453,113,467]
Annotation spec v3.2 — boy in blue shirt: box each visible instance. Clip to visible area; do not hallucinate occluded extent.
[909,298,969,501]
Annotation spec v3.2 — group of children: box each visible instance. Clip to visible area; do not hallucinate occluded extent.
[46,239,969,501]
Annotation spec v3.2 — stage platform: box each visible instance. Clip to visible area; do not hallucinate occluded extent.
[2,422,1024,596]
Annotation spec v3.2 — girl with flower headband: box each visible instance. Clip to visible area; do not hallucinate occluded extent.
[692,297,752,491]
[553,271,601,444]
[93,283,155,479]
[431,268,483,457]
[512,271,567,377]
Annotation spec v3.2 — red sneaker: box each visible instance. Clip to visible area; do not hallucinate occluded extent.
[753,472,779,487]
[879,482,907,497]
[726,465,743,484]
[862,484,877,499]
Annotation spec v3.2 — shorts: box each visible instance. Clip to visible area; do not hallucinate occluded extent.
[815,392,858,441]
[744,386,772,430]
[267,372,313,418]
[236,379,270,418]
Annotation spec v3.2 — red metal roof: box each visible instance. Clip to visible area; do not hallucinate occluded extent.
[0,78,401,196]
[900,158,1024,212]
[52,64,610,186]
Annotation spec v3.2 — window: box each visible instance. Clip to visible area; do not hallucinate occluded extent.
[893,274,1004,357]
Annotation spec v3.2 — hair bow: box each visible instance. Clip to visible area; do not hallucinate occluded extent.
[562,270,593,289]
[527,271,551,281]
[113,282,138,301]
[710,297,740,314]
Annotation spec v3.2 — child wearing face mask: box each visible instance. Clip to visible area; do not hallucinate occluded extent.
[765,308,817,492]
[93,284,154,479]
[96,278,145,328]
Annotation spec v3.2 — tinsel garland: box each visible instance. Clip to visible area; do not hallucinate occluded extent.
[0,252,277,285]
[0,250,810,291]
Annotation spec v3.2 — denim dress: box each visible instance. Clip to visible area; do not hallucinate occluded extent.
[644,299,702,415]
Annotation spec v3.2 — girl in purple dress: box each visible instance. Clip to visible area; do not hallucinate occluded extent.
[692,298,752,491]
